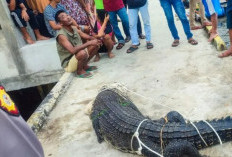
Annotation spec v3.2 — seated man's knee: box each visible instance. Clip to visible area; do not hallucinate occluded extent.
[76,50,88,60]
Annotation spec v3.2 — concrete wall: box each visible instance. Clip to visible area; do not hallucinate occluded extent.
[0,1,63,91]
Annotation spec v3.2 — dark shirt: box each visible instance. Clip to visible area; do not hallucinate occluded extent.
[126,0,147,9]
[103,0,124,12]
[228,0,232,13]
[6,0,29,11]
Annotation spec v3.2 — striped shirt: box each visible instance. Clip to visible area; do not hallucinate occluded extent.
[44,3,68,37]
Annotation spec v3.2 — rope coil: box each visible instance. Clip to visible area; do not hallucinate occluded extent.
[131,119,164,157]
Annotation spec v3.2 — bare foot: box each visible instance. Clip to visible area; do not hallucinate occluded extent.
[37,35,49,41]
[191,25,202,30]
[218,48,232,58]
[24,37,35,44]
[108,52,115,59]
[208,32,218,42]
[94,54,100,62]
[203,21,212,27]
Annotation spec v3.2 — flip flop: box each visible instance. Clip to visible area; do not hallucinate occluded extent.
[127,46,138,53]
[188,39,198,45]
[77,72,92,78]
[86,66,98,72]
[116,43,125,50]
[147,42,154,49]
[172,40,180,47]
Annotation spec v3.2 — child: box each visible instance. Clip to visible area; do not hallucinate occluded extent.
[93,10,115,62]
[7,0,48,44]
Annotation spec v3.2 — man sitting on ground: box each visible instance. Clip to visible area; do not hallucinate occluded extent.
[7,0,48,44]
[55,10,100,78]
[44,0,78,37]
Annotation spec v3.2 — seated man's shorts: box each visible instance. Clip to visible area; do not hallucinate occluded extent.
[227,11,232,29]
[65,55,78,73]
[205,0,216,16]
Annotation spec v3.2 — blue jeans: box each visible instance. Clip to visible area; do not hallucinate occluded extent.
[108,7,130,44]
[128,1,151,45]
[160,0,193,40]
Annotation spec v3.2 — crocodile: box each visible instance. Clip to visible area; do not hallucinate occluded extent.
[90,88,232,157]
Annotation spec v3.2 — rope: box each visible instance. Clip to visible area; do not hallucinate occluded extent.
[203,120,223,145]
[160,116,168,155]
[189,121,208,147]
[131,119,163,157]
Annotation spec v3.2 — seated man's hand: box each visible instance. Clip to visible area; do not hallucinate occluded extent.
[22,10,29,22]
[88,39,99,46]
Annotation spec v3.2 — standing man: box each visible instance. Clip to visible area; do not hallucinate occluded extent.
[103,0,131,50]
[204,0,218,42]
[218,0,232,58]
[0,85,44,157]
[55,10,100,78]
[126,0,153,53]
[123,0,146,40]
[189,0,212,30]
[160,0,198,47]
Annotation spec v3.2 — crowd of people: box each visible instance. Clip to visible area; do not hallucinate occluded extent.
[5,0,232,78]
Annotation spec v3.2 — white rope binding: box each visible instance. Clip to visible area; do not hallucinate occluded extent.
[189,121,208,147]
[131,119,164,157]
[203,120,223,145]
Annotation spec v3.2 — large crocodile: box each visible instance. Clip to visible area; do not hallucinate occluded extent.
[90,87,232,157]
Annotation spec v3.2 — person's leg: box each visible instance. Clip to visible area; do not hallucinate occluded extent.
[117,7,131,41]
[10,10,35,44]
[139,1,152,44]
[189,0,201,30]
[198,0,211,26]
[128,8,139,45]
[209,13,218,41]
[218,11,232,58]
[103,34,114,58]
[160,0,180,40]
[27,10,49,41]
[173,0,193,40]
[205,0,218,41]
[108,11,125,45]
[137,16,142,35]
[87,45,99,62]
[127,8,139,53]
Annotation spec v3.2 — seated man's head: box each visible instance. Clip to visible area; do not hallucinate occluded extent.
[55,10,73,26]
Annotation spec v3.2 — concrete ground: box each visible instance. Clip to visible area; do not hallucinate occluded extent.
[37,0,232,156]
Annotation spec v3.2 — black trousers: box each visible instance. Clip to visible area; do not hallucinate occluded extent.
[10,9,38,30]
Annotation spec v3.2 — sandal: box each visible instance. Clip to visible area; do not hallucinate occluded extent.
[116,43,125,50]
[77,72,92,78]
[218,50,232,58]
[147,42,154,49]
[172,40,180,47]
[85,66,98,71]
[127,46,138,53]
[139,34,146,39]
[125,36,131,43]
[188,38,198,45]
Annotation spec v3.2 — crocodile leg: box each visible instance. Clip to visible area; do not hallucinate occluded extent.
[166,111,186,124]
[163,140,202,157]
